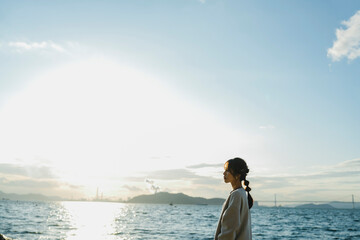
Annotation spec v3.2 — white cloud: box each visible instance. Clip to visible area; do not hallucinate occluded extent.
[186,163,223,169]
[7,41,66,53]
[327,10,360,61]
[337,158,360,168]
[0,163,55,179]
[259,125,275,130]
[0,163,80,198]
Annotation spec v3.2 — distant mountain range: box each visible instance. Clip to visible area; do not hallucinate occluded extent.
[275,201,359,209]
[327,201,359,209]
[127,192,225,205]
[295,203,335,209]
[0,190,64,201]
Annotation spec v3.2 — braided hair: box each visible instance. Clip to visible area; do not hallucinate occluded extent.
[226,157,254,209]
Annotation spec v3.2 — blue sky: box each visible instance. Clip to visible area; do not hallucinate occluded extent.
[0,0,359,203]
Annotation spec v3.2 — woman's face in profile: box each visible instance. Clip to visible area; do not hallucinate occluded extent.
[223,162,236,184]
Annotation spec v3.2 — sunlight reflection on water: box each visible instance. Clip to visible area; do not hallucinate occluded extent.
[62,201,126,240]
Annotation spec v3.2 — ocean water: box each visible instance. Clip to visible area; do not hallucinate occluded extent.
[1,200,360,240]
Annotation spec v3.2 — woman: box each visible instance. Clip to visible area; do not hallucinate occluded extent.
[214,157,253,240]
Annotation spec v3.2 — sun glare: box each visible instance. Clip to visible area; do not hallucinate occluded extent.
[0,57,248,198]
[0,58,178,187]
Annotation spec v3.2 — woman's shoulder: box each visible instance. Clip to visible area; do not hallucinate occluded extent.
[230,188,247,199]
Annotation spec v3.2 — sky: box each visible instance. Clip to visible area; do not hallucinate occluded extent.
[0,0,359,203]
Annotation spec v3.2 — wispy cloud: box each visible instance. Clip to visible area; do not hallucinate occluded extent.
[0,163,80,197]
[0,175,79,198]
[121,184,142,192]
[8,41,66,53]
[337,158,360,168]
[144,169,199,180]
[327,10,360,61]
[251,158,360,201]
[0,177,60,188]
[126,168,222,188]
[259,125,275,130]
[0,163,56,179]
[2,40,84,56]
[186,163,223,169]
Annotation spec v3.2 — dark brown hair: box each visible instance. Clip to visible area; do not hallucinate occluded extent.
[226,157,254,209]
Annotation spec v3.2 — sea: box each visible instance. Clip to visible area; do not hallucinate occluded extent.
[1,200,360,240]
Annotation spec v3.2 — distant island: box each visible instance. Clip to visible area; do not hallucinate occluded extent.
[127,192,225,205]
[295,203,335,209]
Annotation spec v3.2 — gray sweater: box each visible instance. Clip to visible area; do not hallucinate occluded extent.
[214,188,252,240]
